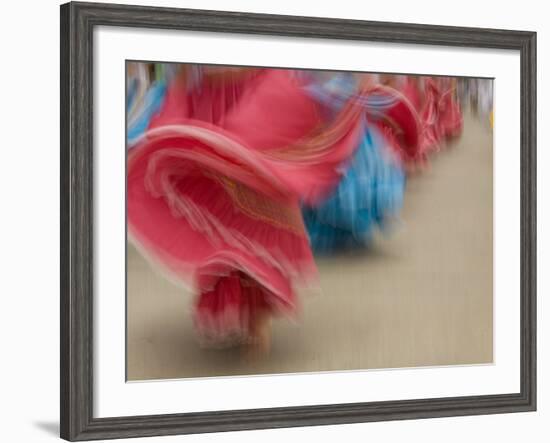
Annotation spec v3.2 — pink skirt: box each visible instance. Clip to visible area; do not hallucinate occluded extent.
[127,68,366,342]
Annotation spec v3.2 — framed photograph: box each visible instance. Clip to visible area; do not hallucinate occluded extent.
[60,1,536,441]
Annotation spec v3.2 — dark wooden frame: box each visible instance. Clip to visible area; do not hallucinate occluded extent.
[60,1,537,440]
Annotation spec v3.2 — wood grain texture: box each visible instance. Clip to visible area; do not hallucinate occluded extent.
[60,1,537,440]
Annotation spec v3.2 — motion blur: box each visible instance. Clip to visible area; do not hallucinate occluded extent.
[126,63,492,357]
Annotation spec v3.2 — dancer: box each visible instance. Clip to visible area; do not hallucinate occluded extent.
[128,66,367,351]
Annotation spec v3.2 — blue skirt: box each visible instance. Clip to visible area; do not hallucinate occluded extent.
[303,125,405,253]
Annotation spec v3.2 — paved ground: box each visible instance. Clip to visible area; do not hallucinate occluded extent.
[127,110,493,381]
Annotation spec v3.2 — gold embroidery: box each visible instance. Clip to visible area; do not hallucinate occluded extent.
[213,174,306,236]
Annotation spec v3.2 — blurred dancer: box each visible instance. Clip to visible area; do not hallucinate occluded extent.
[128,66,367,352]
[127,65,465,354]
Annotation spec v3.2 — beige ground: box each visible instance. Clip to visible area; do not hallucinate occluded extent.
[127,111,493,381]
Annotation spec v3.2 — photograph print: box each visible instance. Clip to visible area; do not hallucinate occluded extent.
[126,62,493,381]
